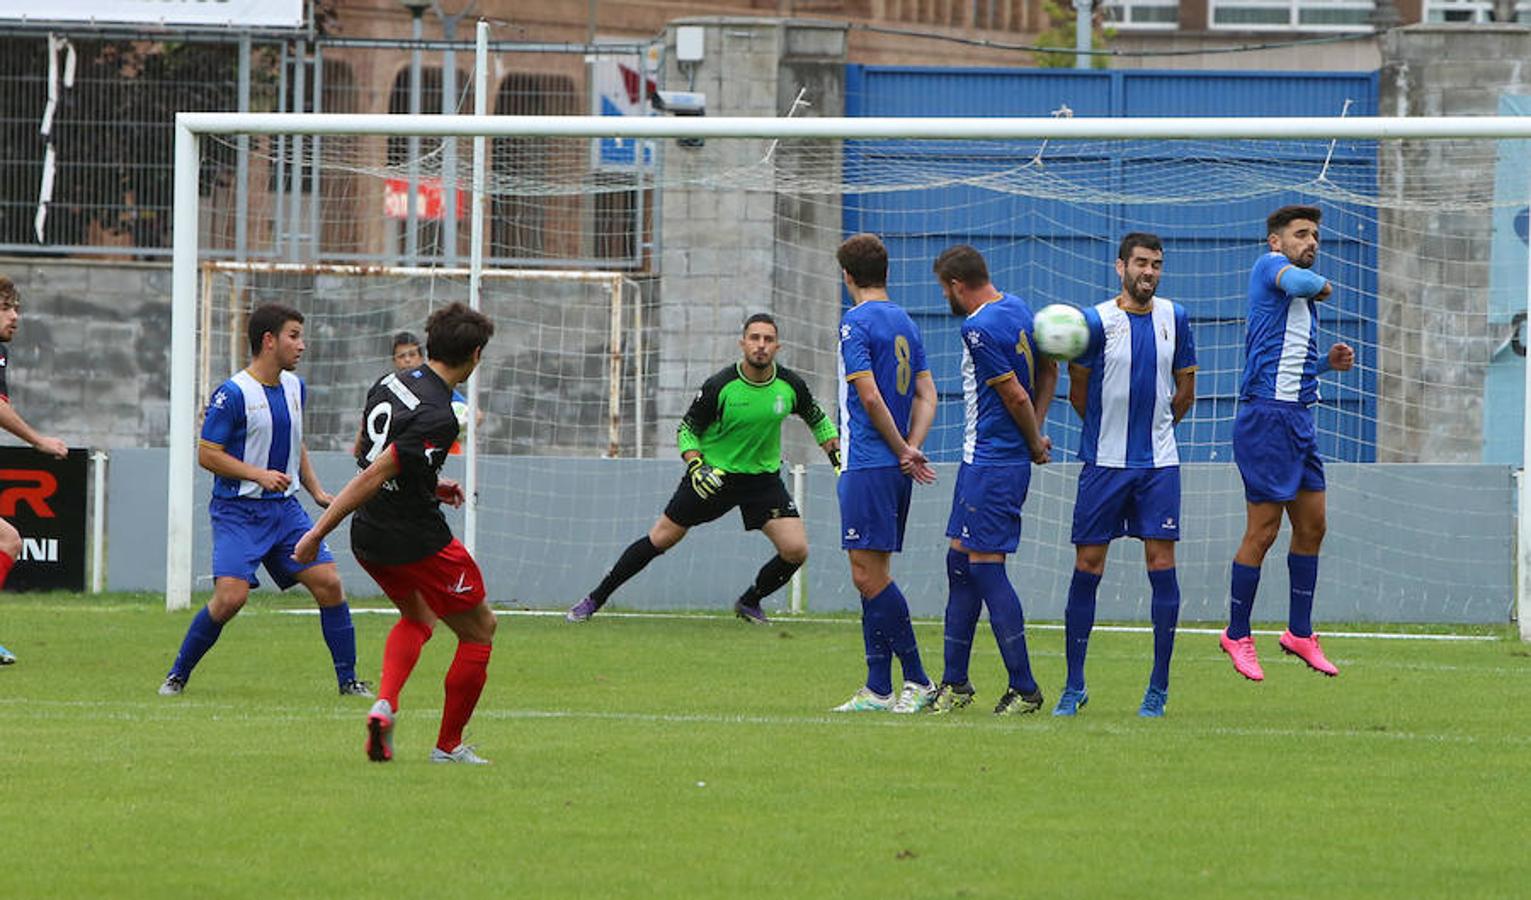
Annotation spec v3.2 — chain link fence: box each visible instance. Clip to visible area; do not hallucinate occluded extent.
[0,29,659,268]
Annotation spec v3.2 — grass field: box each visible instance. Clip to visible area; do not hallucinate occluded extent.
[2,592,1529,898]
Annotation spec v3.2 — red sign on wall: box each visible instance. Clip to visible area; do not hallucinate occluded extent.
[383,178,465,221]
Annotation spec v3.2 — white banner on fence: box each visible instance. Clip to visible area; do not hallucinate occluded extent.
[0,0,305,29]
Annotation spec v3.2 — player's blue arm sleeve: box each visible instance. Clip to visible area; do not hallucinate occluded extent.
[199,382,239,447]
[840,318,872,380]
[1074,307,1106,371]
[1316,353,1332,375]
[1276,265,1328,299]
[1173,304,1198,373]
[966,324,1017,387]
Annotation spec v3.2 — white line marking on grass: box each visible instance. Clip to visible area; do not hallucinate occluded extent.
[4,698,1527,748]
[275,607,1500,641]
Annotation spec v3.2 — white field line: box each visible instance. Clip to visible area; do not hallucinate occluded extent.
[1,697,1526,747]
[273,607,1501,642]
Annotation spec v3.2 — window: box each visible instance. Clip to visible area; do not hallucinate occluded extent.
[1102,0,1180,29]
[1209,0,1374,29]
[492,73,579,261]
[386,66,473,260]
[1424,0,1531,20]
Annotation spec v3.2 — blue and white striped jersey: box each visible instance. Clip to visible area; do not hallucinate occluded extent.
[199,369,305,500]
[1240,251,1326,406]
[1075,297,1196,469]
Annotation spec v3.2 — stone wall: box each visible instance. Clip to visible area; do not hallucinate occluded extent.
[0,257,172,451]
[1377,24,1531,462]
[654,19,847,467]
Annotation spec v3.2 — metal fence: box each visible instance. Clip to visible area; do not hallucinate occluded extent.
[0,29,659,269]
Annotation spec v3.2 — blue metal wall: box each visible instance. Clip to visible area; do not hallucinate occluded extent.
[844,67,1380,463]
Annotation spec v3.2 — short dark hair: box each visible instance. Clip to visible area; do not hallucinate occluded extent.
[425,302,495,366]
[0,275,18,310]
[247,303,303,357]
[1267,205,1322,235]
[837,233,888,289]
[932,244,989,289]
[392,331,421,352]
[743,312,777,335]
[1117,232,1163,262]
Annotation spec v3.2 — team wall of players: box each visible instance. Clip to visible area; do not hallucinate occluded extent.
[0,205,1348,760]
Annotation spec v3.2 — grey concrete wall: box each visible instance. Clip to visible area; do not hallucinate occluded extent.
[0,257,173,450]
[109,450,1513,624]
[2,258,653,458]
[1377,25,1531,462]
[655,19,847,467]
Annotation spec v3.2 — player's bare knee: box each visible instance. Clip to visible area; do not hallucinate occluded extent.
[1074,545,1107,576]
[209,591,248,621]
[781,544,808,566]
[1292,521,1326,554]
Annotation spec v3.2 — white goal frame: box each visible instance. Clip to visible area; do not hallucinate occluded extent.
[169,110,1531,638]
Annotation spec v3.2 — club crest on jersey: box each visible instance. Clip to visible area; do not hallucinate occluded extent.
[773,395,786,415]
[840,324,851,340]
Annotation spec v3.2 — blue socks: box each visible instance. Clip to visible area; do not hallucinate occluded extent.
[169,605,225,680]
[859,594,894,697]
[970,561,1037,695]
[942,548,981,686]
[1287,553,1318,638]
[319,602,358,685]
[863,581,928,691]
[1063,568,1101,691]
[1148,567,1180,691]
[1228,561,1261,640]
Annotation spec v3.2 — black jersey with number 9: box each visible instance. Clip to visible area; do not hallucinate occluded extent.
[351,365,461,564]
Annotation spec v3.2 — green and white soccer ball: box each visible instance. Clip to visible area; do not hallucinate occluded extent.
[1033,304,1090,361]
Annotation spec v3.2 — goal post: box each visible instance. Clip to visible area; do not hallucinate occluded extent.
[169,113,1531,638]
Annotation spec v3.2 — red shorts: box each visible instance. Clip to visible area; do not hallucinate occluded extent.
[357,538,486,618]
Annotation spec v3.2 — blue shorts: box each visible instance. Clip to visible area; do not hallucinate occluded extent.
[838,466,912,552]
[1233,398,1325,504]
[945,462,1030,554]
[1071,464,1181,545]
[210,495,334,590]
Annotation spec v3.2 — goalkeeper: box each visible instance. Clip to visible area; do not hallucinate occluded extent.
[567,313,840,626]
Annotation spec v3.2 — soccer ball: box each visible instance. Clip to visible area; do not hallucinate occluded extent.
[1033,304,1090,361]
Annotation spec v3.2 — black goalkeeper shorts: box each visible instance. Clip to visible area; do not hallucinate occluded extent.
[662,470,800,531]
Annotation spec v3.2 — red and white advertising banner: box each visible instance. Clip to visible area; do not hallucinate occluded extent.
[383,178,465,221]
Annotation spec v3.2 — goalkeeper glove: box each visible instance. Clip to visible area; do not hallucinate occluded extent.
[687,456,725,499]
[827,447,842,475]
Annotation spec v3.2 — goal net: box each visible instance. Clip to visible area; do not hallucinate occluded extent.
[168,113,1529,631]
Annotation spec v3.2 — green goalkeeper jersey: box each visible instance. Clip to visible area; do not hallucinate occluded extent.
[677,363,838,474]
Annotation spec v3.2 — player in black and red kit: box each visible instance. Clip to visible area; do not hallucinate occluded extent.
[293,302,497,764]
[0,275,69,665]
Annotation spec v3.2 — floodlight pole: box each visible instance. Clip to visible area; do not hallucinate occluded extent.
[1074,0,1093,69]
[406,5,425,264]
